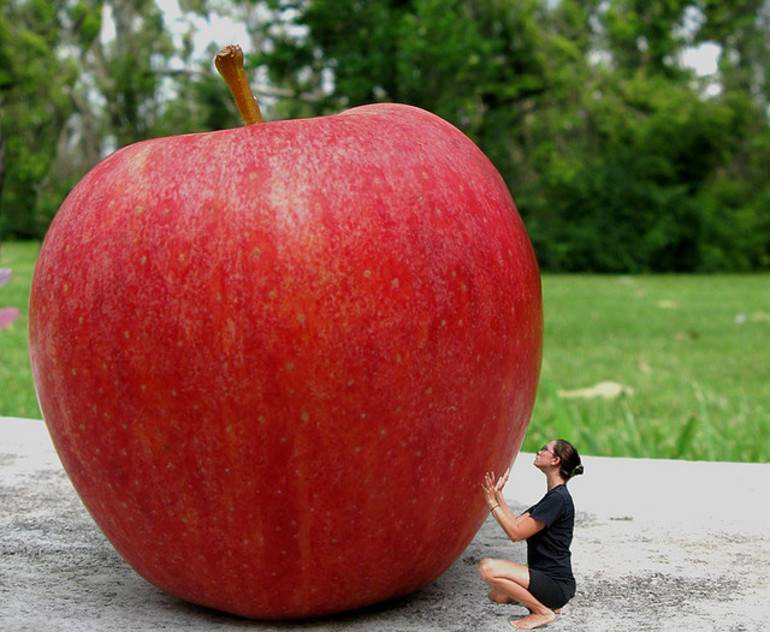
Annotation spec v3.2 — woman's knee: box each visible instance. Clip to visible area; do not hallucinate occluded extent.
[478,557,497,581]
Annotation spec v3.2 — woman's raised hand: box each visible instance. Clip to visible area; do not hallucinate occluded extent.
[482,467,510,509]
[482,472,499,508]
[496,467,510,496]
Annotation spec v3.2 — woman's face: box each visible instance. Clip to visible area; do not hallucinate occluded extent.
[534,440,559,469]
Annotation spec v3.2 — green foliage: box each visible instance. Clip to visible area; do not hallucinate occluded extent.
[601,0,693,76]
[154,49,242,134]
[0,1,239,240]
[0,1,79,238]
[251,0,770,272]
[525,72,745,271]
[0,0,768,271]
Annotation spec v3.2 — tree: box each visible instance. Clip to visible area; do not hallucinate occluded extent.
[0,0,78,238]
[1,0,768,270]
[1,0,243,239]
[692,0,770,269]
[600,0,693,77]
[251,0,769,271]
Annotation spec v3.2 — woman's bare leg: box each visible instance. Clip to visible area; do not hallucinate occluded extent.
[488,588,516,604]
[478,558,557,630]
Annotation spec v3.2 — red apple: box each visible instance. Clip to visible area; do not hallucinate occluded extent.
[27,48,542,619]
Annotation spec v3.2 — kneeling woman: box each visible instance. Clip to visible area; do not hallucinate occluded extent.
[479,439,584,630]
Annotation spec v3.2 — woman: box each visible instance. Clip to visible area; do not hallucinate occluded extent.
[479,439,584,630]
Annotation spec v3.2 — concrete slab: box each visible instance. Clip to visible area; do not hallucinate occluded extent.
[1,417,769,631]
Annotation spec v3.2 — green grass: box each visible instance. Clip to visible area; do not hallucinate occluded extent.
[0,241,41,419]
[2,241,768,462]
[523,274,770,463]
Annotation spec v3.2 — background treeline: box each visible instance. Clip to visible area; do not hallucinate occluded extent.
[1,0,769,272]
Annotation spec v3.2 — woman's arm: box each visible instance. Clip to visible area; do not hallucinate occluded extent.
[482,471,546,542]
[490,505,545,542]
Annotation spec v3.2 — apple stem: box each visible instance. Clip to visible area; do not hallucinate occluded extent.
[215,45,264,125]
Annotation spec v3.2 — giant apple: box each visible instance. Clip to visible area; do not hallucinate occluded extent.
[27,46,542,619]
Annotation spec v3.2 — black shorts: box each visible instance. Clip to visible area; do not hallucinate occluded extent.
[527,569,574,609]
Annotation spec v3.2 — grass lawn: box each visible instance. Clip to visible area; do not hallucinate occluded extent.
[1,241,41,420]
[2,240,768,462]
[527,274,770,463]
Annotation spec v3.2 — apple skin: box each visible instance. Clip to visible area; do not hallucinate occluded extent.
[27,103,542,619]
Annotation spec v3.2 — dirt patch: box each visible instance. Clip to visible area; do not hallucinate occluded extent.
[575,571,740,612]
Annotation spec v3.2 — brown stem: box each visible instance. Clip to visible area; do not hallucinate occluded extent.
[214,45,263,125]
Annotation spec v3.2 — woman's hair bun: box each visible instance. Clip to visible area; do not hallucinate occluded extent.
[554,439,583,480]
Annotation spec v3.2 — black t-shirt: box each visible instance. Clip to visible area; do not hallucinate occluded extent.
[525,484,575,587]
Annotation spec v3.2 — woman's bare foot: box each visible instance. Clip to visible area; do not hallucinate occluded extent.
[525,608,560,615]
[510,609,557,630]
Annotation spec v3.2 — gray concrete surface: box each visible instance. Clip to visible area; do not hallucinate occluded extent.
[1,416,768,631]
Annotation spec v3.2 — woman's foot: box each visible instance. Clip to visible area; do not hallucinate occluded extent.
[510,609,557,630]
